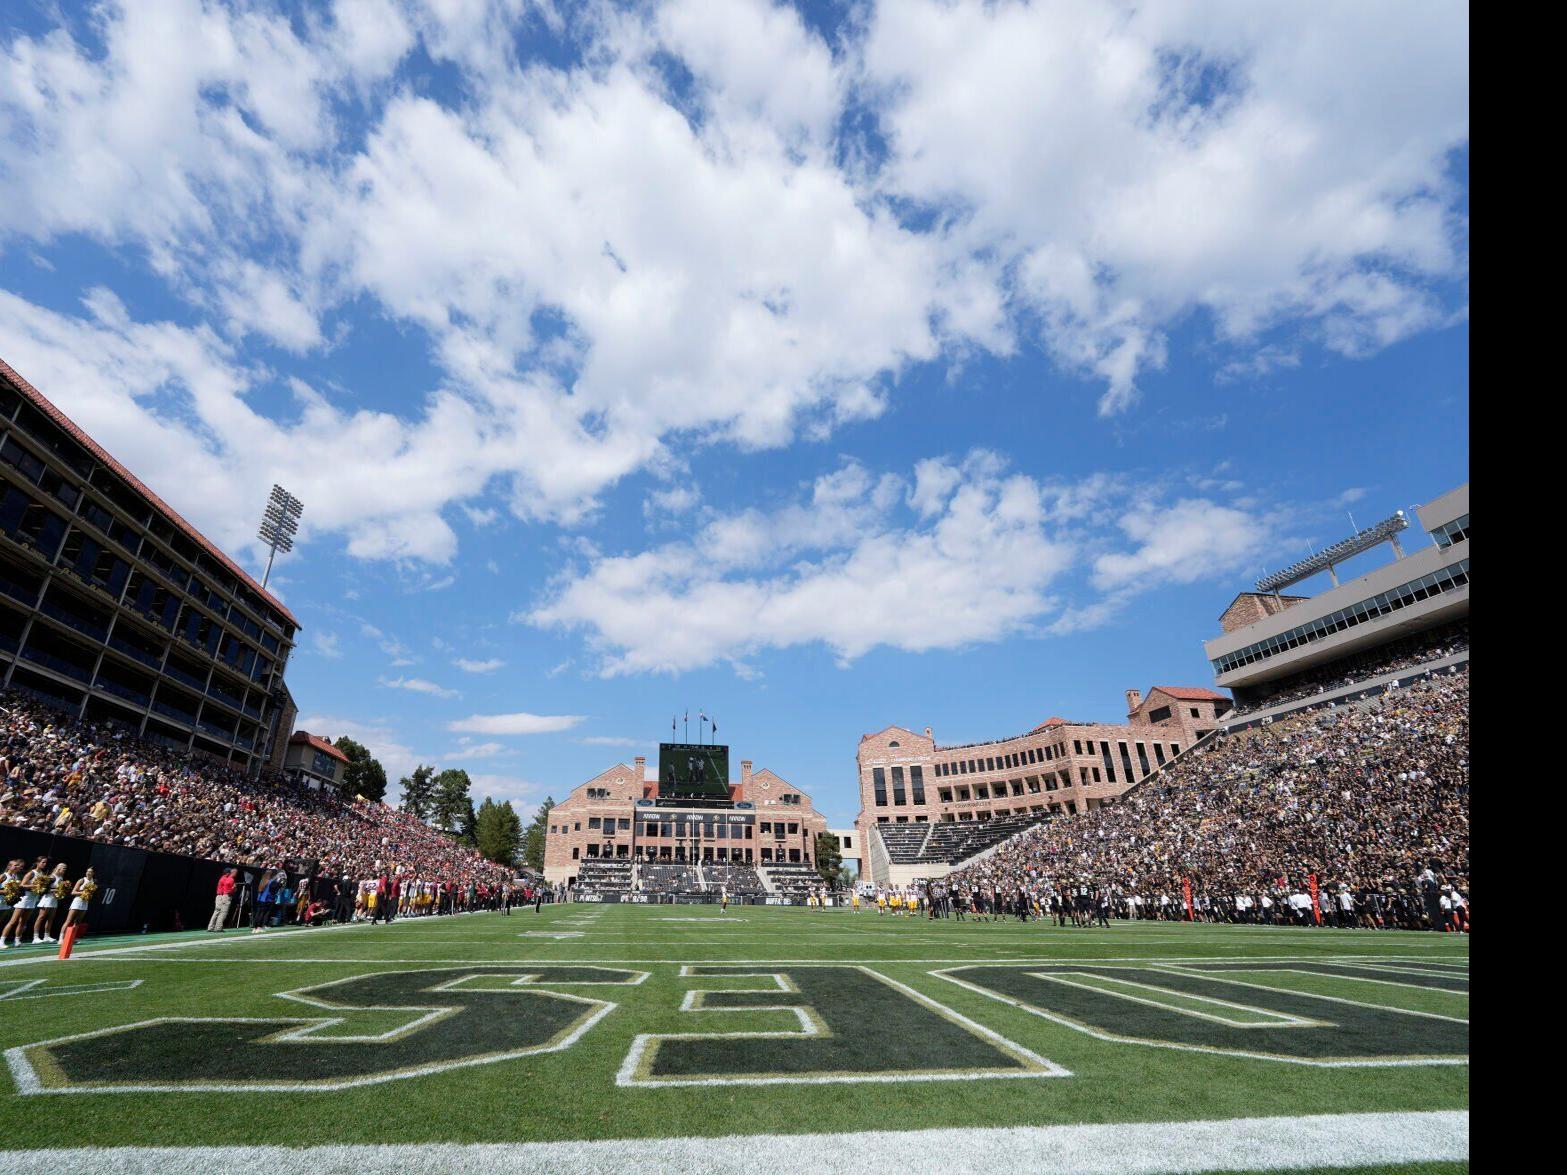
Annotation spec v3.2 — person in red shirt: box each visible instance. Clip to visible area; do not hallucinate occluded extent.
[207,868,237,932]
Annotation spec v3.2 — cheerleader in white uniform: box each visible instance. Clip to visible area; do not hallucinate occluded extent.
[34,863,70,944]
[2,857,48,946]
[0,860,24,948]
[63,868,97,934]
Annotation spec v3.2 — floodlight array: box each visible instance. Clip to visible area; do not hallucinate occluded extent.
[1255,512,1408,594]
[257,484,304,554]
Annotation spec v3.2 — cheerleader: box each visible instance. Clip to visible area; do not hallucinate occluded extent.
[62,868,96,934]
[3,856,48,947]
[0,859,24,948]
[34,863,70,944]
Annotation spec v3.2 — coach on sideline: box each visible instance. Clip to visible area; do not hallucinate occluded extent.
[207,868,237,932]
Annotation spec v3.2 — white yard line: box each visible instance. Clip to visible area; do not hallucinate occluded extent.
[44,952,1471,966]
[0,1111,1468,1173]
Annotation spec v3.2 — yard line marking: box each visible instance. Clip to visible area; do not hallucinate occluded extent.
[0,1110,1469,1173]
[0,979,143,1001]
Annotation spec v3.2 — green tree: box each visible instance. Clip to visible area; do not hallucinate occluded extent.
[430,768,474,835]
[398,764,436,821]
[333,736,387,802]
[474,797,523,865]
[523,797,556,871]
[814,830,843,882]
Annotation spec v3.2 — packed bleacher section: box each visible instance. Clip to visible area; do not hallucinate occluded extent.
[943,667,1469,923]
[762,862,827,898]
[1230,622,1468,716]
[704,863,763,894]
[574,859,633,895]
[638,863,700,895]
[0,692,511,887]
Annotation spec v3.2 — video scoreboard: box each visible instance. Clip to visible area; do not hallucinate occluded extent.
[658,742,731,799]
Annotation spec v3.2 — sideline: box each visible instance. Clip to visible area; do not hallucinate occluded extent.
[0,1110,1468,1173]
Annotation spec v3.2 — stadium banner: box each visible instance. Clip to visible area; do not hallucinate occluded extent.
[1309,873,1322,926]
[1182,876,1194,922]
[84,841,148,934]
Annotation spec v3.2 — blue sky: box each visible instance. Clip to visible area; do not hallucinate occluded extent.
[0,1,1468,826]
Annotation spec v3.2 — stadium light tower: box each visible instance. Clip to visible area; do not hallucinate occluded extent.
[257,483,304,589]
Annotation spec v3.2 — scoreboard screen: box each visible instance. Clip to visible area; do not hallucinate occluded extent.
[658,743,731,799]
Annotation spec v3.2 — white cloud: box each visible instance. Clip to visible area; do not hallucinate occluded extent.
[468,774,545,809]
[309,631,342,658]
[530,452,1281,674]
[379,675,460,699]
[0,0,1466,567]
[644,484,701,520]
[1092,499,1273,591]
[444,739,509,760]
[454,657,505,673]
[447,712,585,735]
[860,0,1468,412]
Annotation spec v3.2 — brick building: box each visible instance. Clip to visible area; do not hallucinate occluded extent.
[854,685,1229,886]
[543,754,828,885]
[282,730,350,790]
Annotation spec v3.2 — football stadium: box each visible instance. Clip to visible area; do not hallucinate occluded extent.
[0,3,1467,1171]
[0,356,1469,1170]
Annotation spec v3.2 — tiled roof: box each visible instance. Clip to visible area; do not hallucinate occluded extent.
[290,731,350,763]
[0,355,300,628]
[1149,686,1228,701]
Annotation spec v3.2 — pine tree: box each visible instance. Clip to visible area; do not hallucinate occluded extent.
[332,737,388,802]
[524,797,556,870]
[475,797,523,865]
[399,764,437,821]
[431,768,474,835]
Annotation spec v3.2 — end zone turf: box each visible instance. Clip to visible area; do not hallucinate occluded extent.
[0,905,1468,1172]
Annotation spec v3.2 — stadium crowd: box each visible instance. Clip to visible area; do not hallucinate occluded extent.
[0,692,513,889]
[940,667,1469,931]
[1230,622,1468,716]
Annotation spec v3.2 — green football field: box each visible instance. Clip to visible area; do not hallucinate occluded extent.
[0,904,1468,1172]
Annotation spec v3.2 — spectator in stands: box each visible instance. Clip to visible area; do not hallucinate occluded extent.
[944,670,1468,932]
[0,692,513,907]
